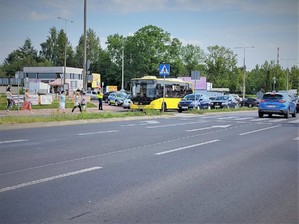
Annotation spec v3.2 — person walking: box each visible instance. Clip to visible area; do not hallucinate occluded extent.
[97,90,103,110]
[71,90,82,113]
[22,89,32,111]
[81,92,87,112]
[58,91,66,113]
[6,86,13,111]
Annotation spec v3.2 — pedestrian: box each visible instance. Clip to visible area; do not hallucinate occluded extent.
[81,92,87,111]
[58,91,66,113]
[6,86,13,112]
[97,90,103,110]
[71,91,82,113]
[22,89,32,111]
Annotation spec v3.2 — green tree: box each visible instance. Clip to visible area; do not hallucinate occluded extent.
[205,45,238,90]
[2,38,44,77]
[74,28,101,71]
[181,44,205,76]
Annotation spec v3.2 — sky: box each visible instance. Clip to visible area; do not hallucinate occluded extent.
[0,0,298,70]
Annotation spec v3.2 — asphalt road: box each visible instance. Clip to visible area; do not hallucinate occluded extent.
[0,111,298,223]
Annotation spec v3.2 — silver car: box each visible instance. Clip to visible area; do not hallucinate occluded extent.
[123,94,131,109]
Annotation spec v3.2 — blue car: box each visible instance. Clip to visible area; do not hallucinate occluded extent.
[108,91,127,106]
[258,92,296,118]
[177,94,202,112]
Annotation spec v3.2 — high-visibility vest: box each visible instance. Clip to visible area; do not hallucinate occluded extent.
[97,92,103,99]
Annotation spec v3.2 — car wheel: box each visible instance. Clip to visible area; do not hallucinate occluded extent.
[284,110,289,118]
[178,109,182,113]
[292,110,296,117]
[268,113,272,118]
[258,112,264,118]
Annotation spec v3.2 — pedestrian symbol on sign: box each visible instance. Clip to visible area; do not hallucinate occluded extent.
[159,64,170,76]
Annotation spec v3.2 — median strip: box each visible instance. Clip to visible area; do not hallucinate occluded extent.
[155,139,219,155]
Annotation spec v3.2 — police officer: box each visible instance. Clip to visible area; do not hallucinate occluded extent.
[97,90,103,110]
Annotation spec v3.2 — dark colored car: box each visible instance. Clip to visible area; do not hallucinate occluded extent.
[296,96,299,113]
[240,97,259,107]
[177,94,202,112]
[258,92,296,118]
[199,95,212,109]
[103,91,114,103]
[210,95,238,109]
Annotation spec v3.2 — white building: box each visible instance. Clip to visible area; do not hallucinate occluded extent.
[22,66,83,93]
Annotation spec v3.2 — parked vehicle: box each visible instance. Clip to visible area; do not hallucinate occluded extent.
[296,96,299,113]
[123,94,131,109]
[258,92,296,118]
[108,91,127,106]
[177,94,202,112]
[240,97,259,107]
[86,90,98,100]
[199,95,211,109]
[103,91,114,103]
[210,95,238,109]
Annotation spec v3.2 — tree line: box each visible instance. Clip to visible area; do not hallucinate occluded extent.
[1,25,298,94]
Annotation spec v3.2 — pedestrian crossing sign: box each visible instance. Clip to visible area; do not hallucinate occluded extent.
[159,64,170,76]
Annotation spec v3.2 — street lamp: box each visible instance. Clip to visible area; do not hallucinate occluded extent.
[121,39,125,91]
[235,46,254,100]
[57,16,73,90]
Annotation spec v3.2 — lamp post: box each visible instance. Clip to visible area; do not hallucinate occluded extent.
[121,40,125,91]
[281,58,296,91]
[235,46,254,100]
[57,16,73,90]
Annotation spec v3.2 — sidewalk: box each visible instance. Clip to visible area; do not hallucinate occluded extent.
[0,103,124,117]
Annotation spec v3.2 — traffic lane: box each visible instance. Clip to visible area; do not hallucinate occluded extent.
[72,122,298,223]
[1,122,297,223]
[0,115,297,181]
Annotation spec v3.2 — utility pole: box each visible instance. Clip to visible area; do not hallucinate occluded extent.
[235,46,254,100]
[83,0,87,91]
[57,16,73,90]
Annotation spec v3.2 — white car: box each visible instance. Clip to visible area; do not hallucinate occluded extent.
[86,90,98,100]
[123,95,131,109]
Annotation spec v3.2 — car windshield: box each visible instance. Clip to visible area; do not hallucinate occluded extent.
[116,93,126,98]
[263,94,283,100]
[215,96,229,100]
[184,95,201,100]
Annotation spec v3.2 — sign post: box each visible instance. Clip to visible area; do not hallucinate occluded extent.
[191,70,200,109]
[159,64,170,112]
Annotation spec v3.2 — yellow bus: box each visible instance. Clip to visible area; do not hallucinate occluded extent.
[130,76,193,111]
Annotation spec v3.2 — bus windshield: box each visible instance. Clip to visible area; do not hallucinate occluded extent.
[131,80,156,104]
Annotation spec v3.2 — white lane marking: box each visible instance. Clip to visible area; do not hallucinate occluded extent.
[270,119,286,123]
[288,119,299,123]
[77,130,119,136]
[0,166,102,193]
[217,116,235,120]
[121,120,160,127]
[147,121,207,129]
[0,139,28,144]
[234,117,251,121]
[294,137,299,141]
[155,139,219,155]
[187,125,231,132]
[238,125,281,136]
